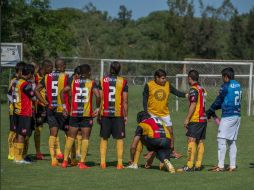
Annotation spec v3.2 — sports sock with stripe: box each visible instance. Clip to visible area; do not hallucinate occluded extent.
[49,136,57,161]
[116,139,124,166]
[8,131,16,158]
[100,138,108,165]
[187,141,197,168]
[80,139,89,163]
[63,137,75,161]
[195,141,204,168]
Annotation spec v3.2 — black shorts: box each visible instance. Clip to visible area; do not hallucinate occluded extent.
[9,115,15,132]
[13,114,32,137]
[186,122,207,140]
[46,108,68,131]
[69,117,93,128]
[100,117,125,139]
[36,105,47,126]
[142,137,172,162]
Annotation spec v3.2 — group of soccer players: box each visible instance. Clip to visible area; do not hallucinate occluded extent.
[7,58,242,173]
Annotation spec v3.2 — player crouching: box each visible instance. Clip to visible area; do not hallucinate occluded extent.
[127,111,175,173]
[60,64,101,169]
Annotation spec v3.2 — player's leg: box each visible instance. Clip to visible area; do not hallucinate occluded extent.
[99,117,111,169]
[127,140,143,169]
[78,118,93,169]
[75,129,82,158]
[112,117,125,169]
[227,140,237,171]
[217,138,227,170]
[8,115,16,160]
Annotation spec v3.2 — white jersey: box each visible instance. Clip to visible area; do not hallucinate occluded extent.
[217,116,241,140]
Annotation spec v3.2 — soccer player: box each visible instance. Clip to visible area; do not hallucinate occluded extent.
[127,111,175,173]
[143,69,188,163]
[11,64,36,164]
[35,58,69,166]
[206,67,241,172]
[98,61,128,169]
[34,60,53,160]
[178,70,207,172]
[60,64,100,169]
[7,61,26,160]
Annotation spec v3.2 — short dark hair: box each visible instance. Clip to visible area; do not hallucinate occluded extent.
[74,66,81,75]
[42,59,53,67]
[22,64,35,76]
[110,61,121,75]
[137,111,151,123]
[154,69,166,79]
[80,64,91,78]
[15,61,26,73]
[221,67,234,79]
[188,70,199,82]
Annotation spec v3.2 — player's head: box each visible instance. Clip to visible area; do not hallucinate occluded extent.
[73,65,81,77]
[55,58,66,72]
[80,64,91,79]
[154,69,167,86]
[188,70,199,85]
[221,67,234,82]
[22,64,35,80]
[43,59,53,74]
[137,111,151,123]
[15,61,26,77]
[110,61,121,75]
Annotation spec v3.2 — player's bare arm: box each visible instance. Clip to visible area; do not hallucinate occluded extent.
[184,102,197,128]
[60,86,71,116]
[130,136,141,162]
[35,83,48,106]
[92,88,101,117]
[123,91,128,125]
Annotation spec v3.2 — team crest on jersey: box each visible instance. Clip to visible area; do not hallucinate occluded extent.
[154,89,166,101]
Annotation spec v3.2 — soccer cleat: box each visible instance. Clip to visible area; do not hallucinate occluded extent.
[177,166,194,172]
[56,153,64,160]
[15,160,31,164]
[164,159,175,173]
[51,160,59,167]
[194,166,204,171]
[78,162,90,169]
[36,152,44,160]
[159,162,165,170]
[226,167,236,172]
[126,164,138,169]
[100,163,106,169]
[8,155,14,160]
[24,156,32,162]
[116,164,124,170]
[62,160,68,168]
[208,166,224,172]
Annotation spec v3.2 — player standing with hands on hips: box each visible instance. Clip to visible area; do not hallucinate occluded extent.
[206,67,242,172]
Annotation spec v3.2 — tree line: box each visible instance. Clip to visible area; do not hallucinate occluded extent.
[2,0,254,62]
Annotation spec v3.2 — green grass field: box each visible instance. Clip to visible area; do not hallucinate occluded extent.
[1,86,254,190]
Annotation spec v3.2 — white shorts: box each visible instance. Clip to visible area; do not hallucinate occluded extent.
[217,116,241,140]
[149,113,173,127]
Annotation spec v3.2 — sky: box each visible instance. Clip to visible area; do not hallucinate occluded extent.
[51,0,254,19]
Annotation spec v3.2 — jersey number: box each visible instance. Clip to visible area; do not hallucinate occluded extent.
[109,86,116,102]
[52,81,58,96]
[234,91,242,106]
[75,87,89,103]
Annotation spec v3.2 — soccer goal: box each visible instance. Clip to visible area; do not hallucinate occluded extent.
[100,59,254,116]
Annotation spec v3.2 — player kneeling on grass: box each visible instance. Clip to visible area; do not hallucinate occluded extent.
[10,64,36,164]
[60,64,101,169]
[178,70,207,172]
[127,111,175,173]
[206,67,241,172]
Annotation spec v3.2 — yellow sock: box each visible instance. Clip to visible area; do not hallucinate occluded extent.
[80,139,89,163]
[23,136,29,157]
[100,138,108,165]
[195,142,205,168]
[76,134,82,156]
[15,143,24,161]
[116,139,124,166]
[34,127,42,153]
[49,136,57,161]
[63,137,74,161]
[187,142,197,168]
[133,141,143,165]
[8,131,16,157]
[55,136,62,155]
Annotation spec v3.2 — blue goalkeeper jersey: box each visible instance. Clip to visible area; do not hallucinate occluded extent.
[210,80,241,118]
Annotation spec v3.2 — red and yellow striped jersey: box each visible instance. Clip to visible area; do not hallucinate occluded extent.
[41,71,69,113]
[35,73,46,106]
[138,117,171,139]
[70,78,97,117]
[147,80,170,117]
[189,83,207,123]
[99,75,128,117]
[8,77,18,115]
[12,78,33,117]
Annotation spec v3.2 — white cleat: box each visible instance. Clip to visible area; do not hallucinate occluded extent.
[126,164,138,169]
[14,160,31,164]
